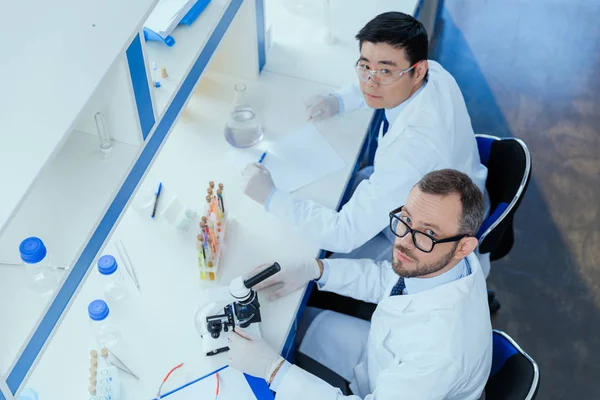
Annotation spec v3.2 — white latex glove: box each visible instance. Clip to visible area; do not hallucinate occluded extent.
[249,259,321,300]
[241,163,275,205]
[304,94,340,121]
[228,328,284,381]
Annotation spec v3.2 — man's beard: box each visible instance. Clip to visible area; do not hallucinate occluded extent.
[392,242,459,278]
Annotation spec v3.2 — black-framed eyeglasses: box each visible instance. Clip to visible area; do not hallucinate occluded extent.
[388,206,469,253]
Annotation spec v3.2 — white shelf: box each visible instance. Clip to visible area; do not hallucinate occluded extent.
[0,0,158,233]
[25,70,372,399]
[0,131,139,375]
[264,0,420,87]
[145,0,233,116]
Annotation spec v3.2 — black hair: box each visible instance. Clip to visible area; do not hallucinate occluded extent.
[356,12,428,67]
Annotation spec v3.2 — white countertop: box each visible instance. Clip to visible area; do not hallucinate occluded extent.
[25,70,372,399]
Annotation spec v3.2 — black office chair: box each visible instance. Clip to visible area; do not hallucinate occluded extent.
[486,330,540,399]
[475,134,532,313]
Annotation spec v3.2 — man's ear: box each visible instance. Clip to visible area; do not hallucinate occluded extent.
[454,237,479,259]
[413,60,428,84]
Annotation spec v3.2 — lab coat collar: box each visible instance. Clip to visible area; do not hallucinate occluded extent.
[381,253,482,313]
[404,258,467,295]
[384,78,428,126]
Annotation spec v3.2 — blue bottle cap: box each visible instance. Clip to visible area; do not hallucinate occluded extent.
[97,255,118,275]
[88,299,110,321]
[19,237,47,264]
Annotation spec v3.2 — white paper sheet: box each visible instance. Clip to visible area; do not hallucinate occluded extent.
[229,123,346,193]
[161,366,257,399]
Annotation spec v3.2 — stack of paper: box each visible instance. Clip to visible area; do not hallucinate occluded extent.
[145,0,197,38]
[229,123,347,193]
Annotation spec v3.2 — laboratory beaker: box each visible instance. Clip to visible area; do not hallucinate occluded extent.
[97,255,128,303]
[88,299,121,348]
[19,237,61,294]
[224,84,264,148]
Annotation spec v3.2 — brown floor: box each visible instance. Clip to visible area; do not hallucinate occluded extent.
[432,0,600,397]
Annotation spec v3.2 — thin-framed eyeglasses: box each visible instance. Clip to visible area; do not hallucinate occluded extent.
[355,60,420,85]
[388,206,469,253]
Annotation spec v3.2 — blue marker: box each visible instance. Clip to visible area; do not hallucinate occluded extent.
[151,182,163,218]
[258,151,267,164]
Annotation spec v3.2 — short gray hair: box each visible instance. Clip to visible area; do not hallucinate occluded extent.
[416,169,484,236]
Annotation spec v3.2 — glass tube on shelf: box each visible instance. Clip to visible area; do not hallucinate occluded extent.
[94,112,113,155]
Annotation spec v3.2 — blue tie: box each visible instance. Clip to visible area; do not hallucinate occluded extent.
[389,277,406,296]
[364,109,389,167]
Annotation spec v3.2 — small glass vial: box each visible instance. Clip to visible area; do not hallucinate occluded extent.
[223,84,264,148]
[19,237,60,294]
[94,112,113,156]
[97,255,128,303]
[88,299,121,348]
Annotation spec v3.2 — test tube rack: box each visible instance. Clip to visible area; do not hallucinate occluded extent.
[88,349,121,400]
[196,181,227,281]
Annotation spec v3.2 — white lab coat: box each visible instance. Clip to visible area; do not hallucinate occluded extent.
[274,253,493,399]
[267,60,488,253]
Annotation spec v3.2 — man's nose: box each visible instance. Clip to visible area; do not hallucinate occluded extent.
[366,74,379,87]
[396,232,415,249]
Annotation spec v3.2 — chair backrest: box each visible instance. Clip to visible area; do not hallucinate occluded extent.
[475,135,532,261]
[486,330,540,400]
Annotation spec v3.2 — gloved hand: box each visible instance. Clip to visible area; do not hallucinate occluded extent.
[241,163,275,205]
[228,328,284,382]
[304,94,340,121]
[249,259,322,300]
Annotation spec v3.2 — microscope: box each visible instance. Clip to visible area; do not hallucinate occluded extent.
[195,263,281,356]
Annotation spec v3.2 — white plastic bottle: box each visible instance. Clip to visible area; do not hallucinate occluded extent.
[97,255,128,303]
[88,299,121,348]
[19,237,60,294]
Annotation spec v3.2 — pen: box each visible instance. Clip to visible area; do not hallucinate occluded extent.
[151,182,162,219]
[258,151,267,164]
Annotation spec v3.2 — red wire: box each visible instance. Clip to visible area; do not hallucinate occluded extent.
[163,363,184,383]
[216,372,220,394]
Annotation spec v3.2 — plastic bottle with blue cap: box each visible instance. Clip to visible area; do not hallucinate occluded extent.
[97,255,128,303]
[19,237,61,294]
[88,299,121,348]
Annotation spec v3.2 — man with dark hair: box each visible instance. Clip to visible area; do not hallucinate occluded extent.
[230,169,493,399]
[241,12,491,275]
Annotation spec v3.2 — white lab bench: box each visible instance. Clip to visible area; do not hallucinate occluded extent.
[0,0,438,398]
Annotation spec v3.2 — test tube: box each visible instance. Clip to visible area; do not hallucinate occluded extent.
[94,112,113,154]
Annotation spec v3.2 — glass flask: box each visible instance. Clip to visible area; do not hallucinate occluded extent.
[223,84,264,148]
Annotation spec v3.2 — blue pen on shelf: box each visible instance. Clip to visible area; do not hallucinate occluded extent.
[258,151,267,164]
[151,182,163,218]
